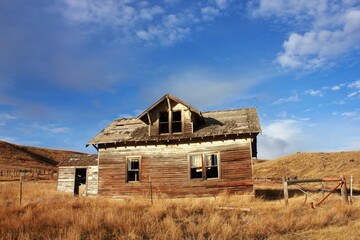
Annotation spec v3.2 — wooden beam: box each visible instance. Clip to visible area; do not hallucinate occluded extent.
[92,144,99,151]
[147,112,151,124]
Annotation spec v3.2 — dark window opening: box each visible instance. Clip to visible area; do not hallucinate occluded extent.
[159,123,169,134]
[159,111,169,134]
[127,157,140,182]
[190,155,202,179]
[160,111,169,122]
[172,111,182,133]
[74,168,87,195]
[205,154,219,178]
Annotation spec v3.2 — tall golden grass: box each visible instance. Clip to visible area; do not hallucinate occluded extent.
[0,181,359,240]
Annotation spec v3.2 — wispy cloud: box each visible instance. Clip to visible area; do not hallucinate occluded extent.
[0,113,17,126]
[58,0,231,46]
[341,111,357,117]
[348,80,360,97]
[305,89,323,97]
[30,124,72,134]
[272,95,299,104]
[251,0,360,70]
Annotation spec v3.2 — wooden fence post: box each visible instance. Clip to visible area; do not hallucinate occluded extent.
[19,175,23,206]
[341,175,348,204]
[283,176,289,206]
[149,175,153,204]
[350,175,353,204]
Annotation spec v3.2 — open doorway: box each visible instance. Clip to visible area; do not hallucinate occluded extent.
[74,168,87,195]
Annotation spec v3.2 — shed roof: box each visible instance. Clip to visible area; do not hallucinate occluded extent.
[87,108,261,146]
[58,154,98,167]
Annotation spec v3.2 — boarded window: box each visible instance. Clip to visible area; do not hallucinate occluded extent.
[189,153,220,180]
[172,111,182,133]
[159,111,169,134]
[127,157,140,182]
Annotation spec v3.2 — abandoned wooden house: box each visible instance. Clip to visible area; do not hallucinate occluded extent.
[57,94,261,197]
[57,154,98,196]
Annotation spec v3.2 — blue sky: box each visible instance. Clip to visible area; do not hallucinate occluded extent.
[0,0,359,159]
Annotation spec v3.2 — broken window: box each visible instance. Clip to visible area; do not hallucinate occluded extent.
[159,111,169,134]
[189,153,219,179]
[127,157,140,182]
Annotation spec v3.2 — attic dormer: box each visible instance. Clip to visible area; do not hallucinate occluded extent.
[138,94,204,136]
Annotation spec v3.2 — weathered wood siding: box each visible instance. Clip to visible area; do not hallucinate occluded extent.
[98,138,253,197]
[86,166,99,195]
[57,167,75,193]
[57,166,98,195]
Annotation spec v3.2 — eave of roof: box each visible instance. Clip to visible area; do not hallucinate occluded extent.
[58,154,98,167]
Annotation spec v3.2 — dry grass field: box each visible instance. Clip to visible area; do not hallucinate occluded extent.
[254,151,360,189]
[1,180,360,240]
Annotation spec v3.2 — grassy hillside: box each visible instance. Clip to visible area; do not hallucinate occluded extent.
[0,140,86,170]
[254,151,360,181]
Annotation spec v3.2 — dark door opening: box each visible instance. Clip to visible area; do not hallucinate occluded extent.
[74,168,87,195]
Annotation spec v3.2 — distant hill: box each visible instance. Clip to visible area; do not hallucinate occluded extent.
[0,140,87,171]
[253,151,360,181]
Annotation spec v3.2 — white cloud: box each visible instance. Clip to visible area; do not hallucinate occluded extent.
[59,0,230,46]
[305,89,323,96]
[347,80,360,97]
[258,119,304,159]
[348,80,360,88]
[201,6,220,21]
[139,6,164,20]
[341,111,357,117]
[251,0,360,70]
[215,0,230,9]
[331,85,341,90]
[272,95,299,104]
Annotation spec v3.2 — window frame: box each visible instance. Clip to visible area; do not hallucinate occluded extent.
[188,152,220,180]
[158,110,183,135]
[125,156,141,183]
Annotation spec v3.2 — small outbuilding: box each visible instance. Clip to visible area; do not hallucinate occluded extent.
[57,154,98,196]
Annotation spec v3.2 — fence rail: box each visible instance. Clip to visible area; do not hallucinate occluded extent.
[0,168,57,179]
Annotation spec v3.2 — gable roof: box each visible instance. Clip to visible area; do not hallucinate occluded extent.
[87,108,261,146]
[138,94,202,123]
[58,154,98,167]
